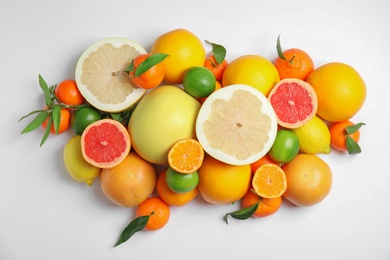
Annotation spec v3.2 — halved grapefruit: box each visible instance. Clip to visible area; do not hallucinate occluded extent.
[75,37,147,113]
[268,78,318,129]
[81,119,131,168]
[196,84,278,166]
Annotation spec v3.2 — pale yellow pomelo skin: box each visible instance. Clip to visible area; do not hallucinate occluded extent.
[129,85,201,165]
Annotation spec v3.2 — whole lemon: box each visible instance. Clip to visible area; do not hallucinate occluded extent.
[128,85,201,165]
[292,115,331,155]
[306,62,366,122]
[151,28,205,84]
[63,135,101,186]
[222,54,280,96]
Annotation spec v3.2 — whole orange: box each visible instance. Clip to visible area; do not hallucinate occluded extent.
[329,120,361,152]
[242,189,283,218]
[100,152,156,207]
[135,197,170,231]
[198,155,251,204]
[306,62,366,122]
[282,154,332,207]
[55,79,84,106]
[41,107,71,134]
[274,48,314,81]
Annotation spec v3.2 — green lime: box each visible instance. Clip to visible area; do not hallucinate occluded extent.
[183,66,216,98]
[71,106,101,135]
[165,167,199,193]
[268,129,300,163]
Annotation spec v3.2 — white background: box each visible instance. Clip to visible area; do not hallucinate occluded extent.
[1,0,390,259]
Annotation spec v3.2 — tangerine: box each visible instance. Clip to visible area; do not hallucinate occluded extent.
[167,138,204,174]
[135,197,170,231]
[242,189,283,218]
[54,79,84,106]
[329,120,361,152]
[252,163,287,199]
[274,48,314,81]
[129,53,165,89]
[41,107,71,134]
[250,154,279,174]
[204,54,228,82]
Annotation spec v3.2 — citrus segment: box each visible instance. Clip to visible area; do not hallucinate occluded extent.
[252,164,287,199]
[75,37,147,113]
[81,119,131,168]
[268,78,318,129]
[196,84,278,165]
[167,138,204,174]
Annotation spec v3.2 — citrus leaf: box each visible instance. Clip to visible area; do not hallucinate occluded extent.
[125,59,135,73]
[39,74,52,106]
[345,122,365,135]
[224,202,259,224]
[21,111,49,134]
[18,109,46,123]
[40,115,52,146]
[205,40,226,65]
[346,136,362,154]
[52,105,61,134]
[115,215,150,247]
[276,34,287,60]
[134,53,169,77]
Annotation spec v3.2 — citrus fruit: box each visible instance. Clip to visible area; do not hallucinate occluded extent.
[242,189,283,218]
[268,78,318,129]
[156,169,198,207]
[54,79,85,106]
[306,62,366,122]
[268,129,300,163]
[129,53,166,89]
[42,107,71,134]
[252,164,287,199]
[329,120,361,153]
[196,84,278,165]
[198,155,251,204]
[100,152,156,207]
[165,167,199,193]
[282,154,332,206]
[81,118,131,168]
[167,138,204,174]
[75,37,147,113]
[70,106,101,135]
[135,197,170,231]
[197,81,222,104]
[250,154,279,174]
[222,54,280,96]
[204,54,228,82]
[183,66,216,98]
[274,48,314,81]
[292,115,331,155]
[150,28,205,84]
[63,135,101,186]
[129,85,201,165]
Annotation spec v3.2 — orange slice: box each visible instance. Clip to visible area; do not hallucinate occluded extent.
[167,138,204,174]
[252,163,287,198]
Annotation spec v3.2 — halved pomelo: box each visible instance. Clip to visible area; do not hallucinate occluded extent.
[268,78,318,129]
[81,119,131,168]
[196,84,278,166]
[75,37,147,113]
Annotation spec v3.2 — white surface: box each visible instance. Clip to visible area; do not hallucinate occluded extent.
[2,0,390,259]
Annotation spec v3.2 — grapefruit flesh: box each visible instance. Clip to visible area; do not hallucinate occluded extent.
[268,78,318,129]
[81,119,131,168]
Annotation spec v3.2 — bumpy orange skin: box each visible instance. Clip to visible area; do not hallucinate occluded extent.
[204,55,228,82]
[41,107,71,134]
[242,190,283,218]
[274,48,314,81]
[130,54,165,89]
[329,120,360,152]
[136,197,170,231]
[55,79,84,106]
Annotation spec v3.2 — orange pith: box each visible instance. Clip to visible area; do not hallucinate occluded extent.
[252,163,287,198]
[167,138,204,174]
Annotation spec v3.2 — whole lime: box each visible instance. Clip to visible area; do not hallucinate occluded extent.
[183,66,216,98]
[165,167,199,193]
[268,129,300,163]
[71,106,101,135]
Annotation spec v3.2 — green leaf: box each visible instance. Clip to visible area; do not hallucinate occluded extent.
[125,59,135,73]
[276,34,287,60]
[40,115,52,146]
[18,109,46,123]
[134,53,169,77]
[110,113,122,121]
[115,215,150,247]
[52,105,61,134]
[224,202,259,224]
[39,74,52,106]
[345,122,365,135]
[205,40,226,65]
[21,111,49,134]
[346,136,362,154]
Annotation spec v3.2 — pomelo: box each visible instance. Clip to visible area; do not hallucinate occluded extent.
[81,119,131,168]
[128,85,201,165]
[268,78,318,129]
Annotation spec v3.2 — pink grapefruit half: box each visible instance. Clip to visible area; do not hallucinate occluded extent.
[268,78,318,129]
[81,119,131,168]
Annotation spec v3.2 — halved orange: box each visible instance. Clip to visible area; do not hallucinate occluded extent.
[167,138,204,174]
[252,163,287,198]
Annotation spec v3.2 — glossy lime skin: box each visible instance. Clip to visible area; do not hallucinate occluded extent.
[183,66,216,98]
[71,106,101,135]
[269,129,300,163]
[165,167,199,193]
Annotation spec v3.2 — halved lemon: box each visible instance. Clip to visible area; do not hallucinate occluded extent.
[75,37,147,113]
[196,84,278,165]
